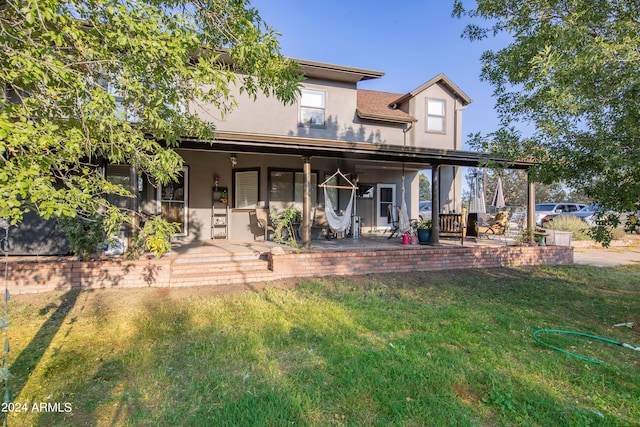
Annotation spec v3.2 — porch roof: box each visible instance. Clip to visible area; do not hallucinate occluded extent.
[179,131,533,170]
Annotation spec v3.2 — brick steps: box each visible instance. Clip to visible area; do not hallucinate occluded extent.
[169,253,275,287]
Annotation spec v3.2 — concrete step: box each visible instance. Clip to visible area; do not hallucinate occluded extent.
[171,260,270,276]
[171,251,264,264]
[169,269,276,287]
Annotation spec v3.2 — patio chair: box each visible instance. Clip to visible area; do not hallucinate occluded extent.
[476,210,509,241]
[255,202,274,241]
[387,206,405,239]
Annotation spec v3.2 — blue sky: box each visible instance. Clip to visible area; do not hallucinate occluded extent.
[251,0,508,150]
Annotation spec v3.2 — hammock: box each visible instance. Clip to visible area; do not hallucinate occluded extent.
[324,187,354,233]
[319,169,357,234]
[398,173,411,234]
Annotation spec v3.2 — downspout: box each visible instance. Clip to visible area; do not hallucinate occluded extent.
[403,121,413,145]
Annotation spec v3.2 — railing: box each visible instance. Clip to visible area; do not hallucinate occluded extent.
[439,213,467,245]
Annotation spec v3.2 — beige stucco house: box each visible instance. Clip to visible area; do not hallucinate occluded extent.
[10,55,535,255]
[124,56,494,246]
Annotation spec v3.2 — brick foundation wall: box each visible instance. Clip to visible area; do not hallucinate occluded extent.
[4,245,573,294]
[6,258,172,294]
[268,246,573,279]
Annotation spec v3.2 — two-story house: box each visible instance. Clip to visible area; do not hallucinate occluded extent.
[12,55,532,254]
[133,56,477,245]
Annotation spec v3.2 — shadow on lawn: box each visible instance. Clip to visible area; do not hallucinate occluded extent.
[2,288,81,424]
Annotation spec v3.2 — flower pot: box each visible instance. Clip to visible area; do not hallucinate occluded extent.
[417,229,431,244]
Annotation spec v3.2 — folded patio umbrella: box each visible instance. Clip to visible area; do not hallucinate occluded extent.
[492,177,506,209]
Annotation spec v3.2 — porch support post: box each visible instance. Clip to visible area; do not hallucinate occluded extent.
[431,163,440,245]
[527,170,536,244]
[129,165,138,249]
[302,156,311,249]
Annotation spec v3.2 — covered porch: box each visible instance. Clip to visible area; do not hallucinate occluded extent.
[175,131,537,248]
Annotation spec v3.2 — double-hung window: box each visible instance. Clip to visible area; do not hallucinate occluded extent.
[233,169,259,210]
[426,99,446,133]
[299,89,325,127]
[101,77,141,123]
[269,170,317,206]
[105,165,134,210]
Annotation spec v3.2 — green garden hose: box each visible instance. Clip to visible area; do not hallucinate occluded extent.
[532,329,640,364]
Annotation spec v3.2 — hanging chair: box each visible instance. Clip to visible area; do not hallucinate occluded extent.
[323,187,354,233]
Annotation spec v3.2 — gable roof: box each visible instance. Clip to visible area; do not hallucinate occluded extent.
[393,73,472,105]
[356,90,417,124]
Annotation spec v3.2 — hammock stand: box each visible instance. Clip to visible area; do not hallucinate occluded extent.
[319,169,357,236]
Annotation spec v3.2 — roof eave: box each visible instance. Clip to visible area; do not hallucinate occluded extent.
[297,59,384,82]
[178,131,534,170]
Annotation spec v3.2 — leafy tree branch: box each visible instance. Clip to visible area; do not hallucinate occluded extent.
[1,0,303,256]
[454,0,640,239]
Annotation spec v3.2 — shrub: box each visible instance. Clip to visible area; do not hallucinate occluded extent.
[270,206,301,248]
[128,215,181,259]
[611,227,627,240]
[58,215,107,259]
[543,216,591,240]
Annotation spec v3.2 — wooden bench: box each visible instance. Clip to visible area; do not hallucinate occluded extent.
[438,213,467,245]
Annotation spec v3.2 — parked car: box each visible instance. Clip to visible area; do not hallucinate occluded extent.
[419,201,432,221]
[560,204,633,228]
[555,204,601,226]
[541,204,633,231]
[536,203,586,225]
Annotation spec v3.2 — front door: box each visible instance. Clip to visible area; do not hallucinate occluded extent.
[377,184,396,229]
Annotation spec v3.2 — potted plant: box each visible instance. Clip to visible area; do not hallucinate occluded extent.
[415,219,432,244]
[270,206,302,248]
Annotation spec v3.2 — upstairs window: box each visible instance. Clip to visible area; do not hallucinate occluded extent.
[300,89,325,127]
[426,99,445,133]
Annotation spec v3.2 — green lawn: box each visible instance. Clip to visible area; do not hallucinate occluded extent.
[4,265,640,426]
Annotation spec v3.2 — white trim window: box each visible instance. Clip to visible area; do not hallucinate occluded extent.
[234,169,259,210]
[426,99,446,133]
[102,79,141,123]
[300,89,325,127]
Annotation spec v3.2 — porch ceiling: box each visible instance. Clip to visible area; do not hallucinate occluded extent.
[179,131,533,170]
